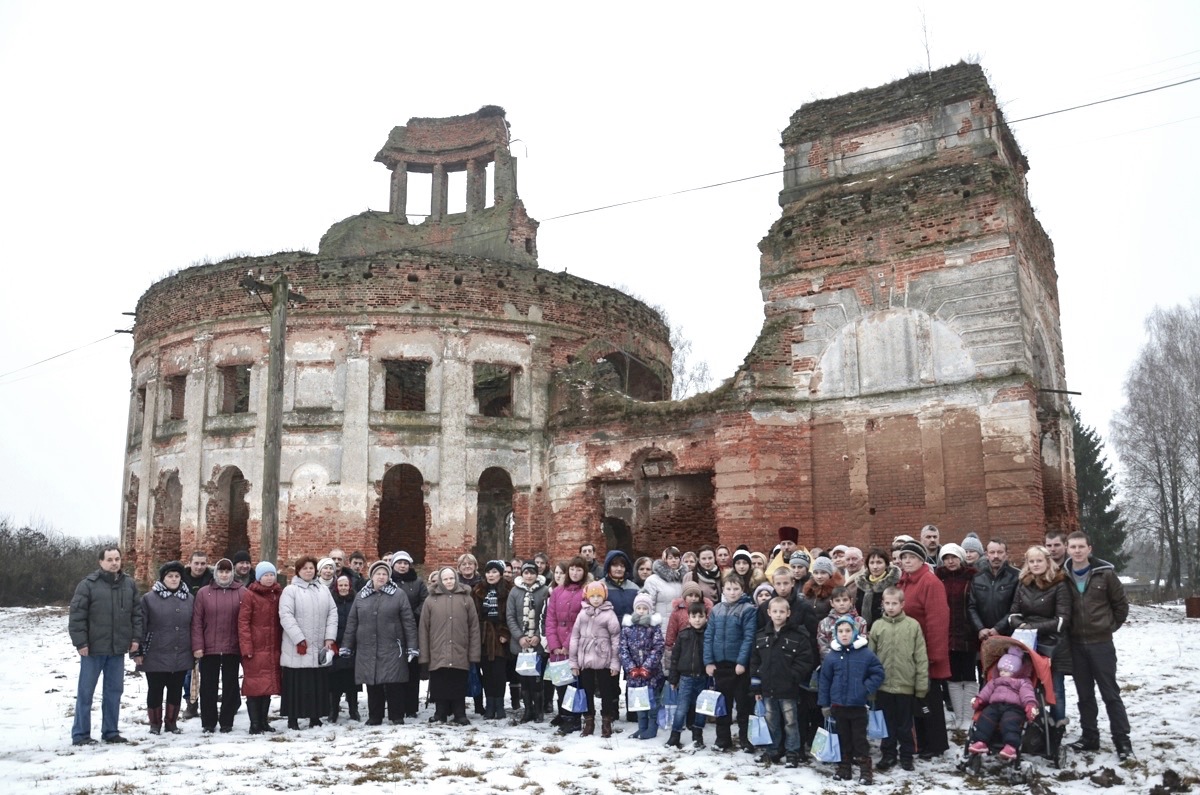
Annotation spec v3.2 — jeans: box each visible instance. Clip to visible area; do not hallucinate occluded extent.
[671,675,708,732]
[1050,670,1067,723]
[1071,639,1129,738]
[763,697,801,754]
[72,654,125,742]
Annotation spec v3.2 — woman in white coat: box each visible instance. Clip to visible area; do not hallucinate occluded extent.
[279,555,338,729]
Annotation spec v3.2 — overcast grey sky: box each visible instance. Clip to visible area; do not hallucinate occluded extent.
[1,1,1197,538]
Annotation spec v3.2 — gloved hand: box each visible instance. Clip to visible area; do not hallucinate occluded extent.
[407,648,419,662]
[631,666,649,680]
[338,647,352,658]
[1025,704,1039,721]
[821,707,832,719]
[296,640,307,655]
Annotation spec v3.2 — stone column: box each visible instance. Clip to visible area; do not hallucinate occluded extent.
[390,164,408,223]
[466,159,486,216]
[180,332,212,552]
[436,329,471,549]
[431,163,448,221]
[342,325,374,544]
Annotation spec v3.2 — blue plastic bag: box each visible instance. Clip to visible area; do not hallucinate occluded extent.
[748,700,773,746]
[661,682,679,706]
[564,683,589,713]
[868,707,888,739]
[466,663,482,697]
[812,717,841,763]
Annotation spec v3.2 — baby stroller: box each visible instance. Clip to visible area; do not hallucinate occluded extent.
[956,636,1064,782]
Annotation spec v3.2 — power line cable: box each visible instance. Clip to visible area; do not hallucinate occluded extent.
[0,333,120,382]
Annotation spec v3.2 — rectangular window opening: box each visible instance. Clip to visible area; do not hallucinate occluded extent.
[383,360,428,411]
[473,363,515,418]
[484,161,495,208]
[447,168,467,215]
[166,375,186,421]
[405,170,432,221]
[220,365,252,414]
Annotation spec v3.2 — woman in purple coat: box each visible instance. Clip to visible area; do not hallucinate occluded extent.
[544,556,589,733]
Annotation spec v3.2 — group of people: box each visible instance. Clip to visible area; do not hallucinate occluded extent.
[68,525,1132,784]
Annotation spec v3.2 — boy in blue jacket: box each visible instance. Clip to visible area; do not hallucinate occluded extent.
[704,574,758,751]
[819,614,886,784]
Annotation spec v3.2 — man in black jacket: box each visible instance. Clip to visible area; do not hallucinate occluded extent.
[967,540,1019,642]
[69,547,142,745]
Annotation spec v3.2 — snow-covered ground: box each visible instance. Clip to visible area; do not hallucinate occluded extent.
[5,603,1198,794]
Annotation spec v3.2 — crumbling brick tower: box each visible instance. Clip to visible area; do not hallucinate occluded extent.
[742,62,1077,546]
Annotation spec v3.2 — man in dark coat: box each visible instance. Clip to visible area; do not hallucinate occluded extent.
[69,546,143,745]
[967,539,1019,642]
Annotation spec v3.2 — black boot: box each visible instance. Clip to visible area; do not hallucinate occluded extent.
[858,756,874,785]
[1069,731,1101,752]
[260,699,275,732]
[691,727,705,749]
[1114,735,1134,761]
[665,730,683,748]
[877,754,898,772]
[834,762,853,781]
[328,693,340,723]
[453,701,470,726]
[347,694,361,722]
[247,698,263,735]
[510,682,521,711]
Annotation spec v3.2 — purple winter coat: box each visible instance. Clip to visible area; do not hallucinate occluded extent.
[569,601,621,672]
[618,613,665,690]
[545,581,585,661]
[976,674,1036,710]
[191,579,245,655]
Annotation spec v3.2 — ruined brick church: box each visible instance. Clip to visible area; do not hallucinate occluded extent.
[121,63,1077,580]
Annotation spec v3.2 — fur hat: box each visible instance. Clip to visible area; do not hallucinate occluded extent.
[232,550,252,565]
[789,550,811,567]
[753,583,775,601]
[369,560,390,579]
[998,650,1024,675]
[811,556,836,576]
[633,592,654,612]
[255,561,277,581]
[961,534,985,557]
[777,526,799,543]
[391,551,414,565]
[681,581,703,599]
[584,580,608,600]
[158,560,186,581]
[939,543,967,564]
[897,540,928,560]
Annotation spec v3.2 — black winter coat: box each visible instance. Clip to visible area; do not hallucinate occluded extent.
[668,625,707,684]
[999,577,1073,674]
[749,622,814,699]
[967,564,1020,635]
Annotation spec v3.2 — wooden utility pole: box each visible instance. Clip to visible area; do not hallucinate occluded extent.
[239,272,305,568]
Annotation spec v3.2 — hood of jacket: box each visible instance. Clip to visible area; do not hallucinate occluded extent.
[431,578,471,597]
[604,550,633,577]
[651,558,686,584]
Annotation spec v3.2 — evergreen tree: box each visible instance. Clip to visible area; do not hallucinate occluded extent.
[1071,405,1127,571]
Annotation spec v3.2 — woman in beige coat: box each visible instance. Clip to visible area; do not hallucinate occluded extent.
[418,567,480,725]
[279,555,338,729]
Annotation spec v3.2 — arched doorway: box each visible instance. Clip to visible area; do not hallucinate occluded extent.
[475,467,514,563]
[379,464,426,563]
[152,470,182,568]
[601,516,634,558]
[206,466,250,559]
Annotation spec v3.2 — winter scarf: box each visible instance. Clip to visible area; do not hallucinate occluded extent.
[152,580,189,600]
[358,581,398,599]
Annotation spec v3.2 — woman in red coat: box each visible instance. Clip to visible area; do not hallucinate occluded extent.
[896,540,950,758]
[239,562,283,735]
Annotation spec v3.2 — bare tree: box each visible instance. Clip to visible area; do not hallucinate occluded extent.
[1111,299,1200,596]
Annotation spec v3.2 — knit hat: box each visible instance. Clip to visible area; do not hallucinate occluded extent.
[789,550,811,567]
[830,544,849,556]
[584,581,608,600]
[681,581,703,599]
[961,534,985,557]
[318,557,335,573]
[158,560,186,581]
[214,557,234,571]
[897,540,928,560]
[893,534,916,545]
[834,614,859,642]
[232,550,252,565]
[391,550,414,565]
[998,650,1023,675]
[484,559,507,576]
[255,561,277,581]
[777,526,799,543]
[732,549,752,566]
[753,583,775,601]
[520,560,538,574]
[369,560,390,578]
[633,592,654,612]
[811,557,836,576]
[939,543,967,564]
